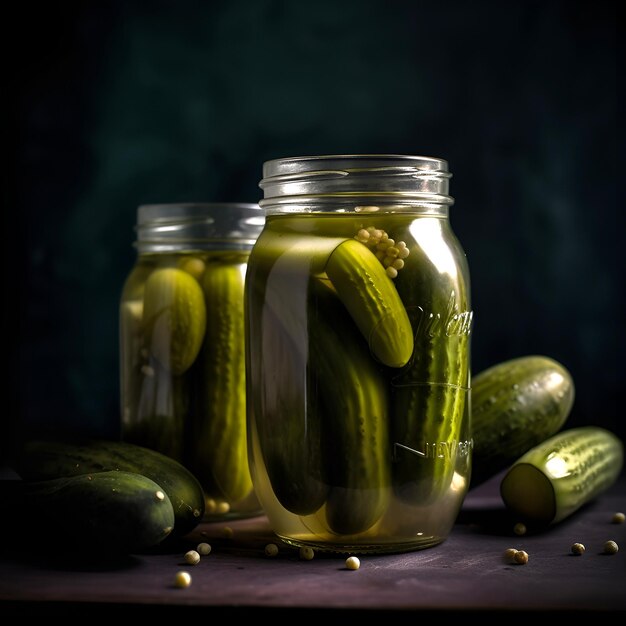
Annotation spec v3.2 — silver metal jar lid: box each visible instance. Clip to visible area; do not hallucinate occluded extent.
[259,155,453,213]
[135,202,265,252]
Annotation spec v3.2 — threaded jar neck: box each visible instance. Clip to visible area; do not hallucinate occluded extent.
[135,203,265,253]
[259,154,453,214]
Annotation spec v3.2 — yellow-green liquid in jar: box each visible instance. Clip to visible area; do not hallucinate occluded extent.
[246,213,472,553]
[120,250,260,519]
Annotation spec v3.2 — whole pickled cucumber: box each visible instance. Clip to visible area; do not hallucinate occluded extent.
[391,219,472,505]
[189,259,253,504]
[310,280,391,535]
[325,239,413,368]
[121,265,198,463]
[246,233,330,515]
[142,268,207,375]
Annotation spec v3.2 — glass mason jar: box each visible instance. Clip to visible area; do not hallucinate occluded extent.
[246,155,473,553]
[119,202,265,520]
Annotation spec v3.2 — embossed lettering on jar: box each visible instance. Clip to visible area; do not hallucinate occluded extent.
[246,155,473,553]
[119,203,265,520]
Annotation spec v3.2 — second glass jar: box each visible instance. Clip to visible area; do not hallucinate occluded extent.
[119,202,264,520]
[246,155,473,553]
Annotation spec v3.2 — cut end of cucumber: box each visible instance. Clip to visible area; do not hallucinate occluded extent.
[500,463,556,525]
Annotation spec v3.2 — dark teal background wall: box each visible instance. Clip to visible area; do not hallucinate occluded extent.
[4,0,622,461]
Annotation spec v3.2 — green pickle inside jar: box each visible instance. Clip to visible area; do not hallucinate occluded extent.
[246,156,472,553]
[120,203,263,520]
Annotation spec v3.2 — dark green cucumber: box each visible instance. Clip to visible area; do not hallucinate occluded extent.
[471,355,575,487]
[1,471,174,553]
[309,279,391,535]
[391,220,472,505]
[500,426,623,525]
[17,439,205,536]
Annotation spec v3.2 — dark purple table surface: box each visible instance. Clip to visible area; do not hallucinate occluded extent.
[1,471,624,616]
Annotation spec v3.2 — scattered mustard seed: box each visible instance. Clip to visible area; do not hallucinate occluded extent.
[184,550,200,565]
[514,550,529,564]
[197,543,212,556]
[604,540,619,555]
[571,543,585,556]
[504,548,518,561]
[221,526,234,538]
[611,512,625,524]
[345,556,360,570]
[174,571,192,588]
[513,522,527,536]
[299,546,315,560]
[264,543,279,557]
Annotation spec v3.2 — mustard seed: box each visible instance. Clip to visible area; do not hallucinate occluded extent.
[514,550,529,564]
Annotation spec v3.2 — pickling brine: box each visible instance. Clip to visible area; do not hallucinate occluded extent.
[246,156,472,553]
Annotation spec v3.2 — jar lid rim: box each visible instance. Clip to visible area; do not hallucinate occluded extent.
[262,154,449,180]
